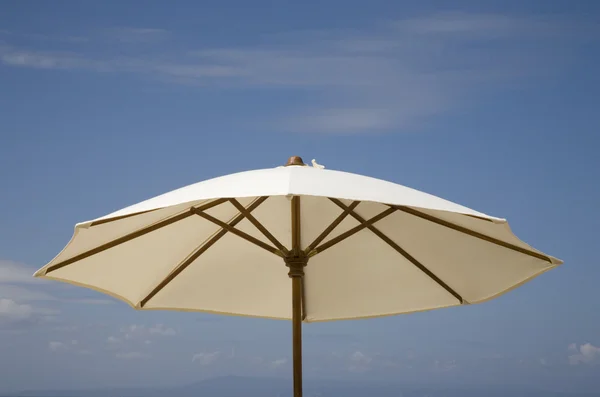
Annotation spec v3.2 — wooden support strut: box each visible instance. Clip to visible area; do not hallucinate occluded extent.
[329,198,465,304]
[44,198,230,275]
[139,196,269,308]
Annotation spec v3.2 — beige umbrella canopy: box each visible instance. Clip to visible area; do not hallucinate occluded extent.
[34,156,562,397]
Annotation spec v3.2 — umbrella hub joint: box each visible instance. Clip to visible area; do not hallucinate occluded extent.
[284,254,308,278]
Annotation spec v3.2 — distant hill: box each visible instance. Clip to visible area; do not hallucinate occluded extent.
[5,376,600,397]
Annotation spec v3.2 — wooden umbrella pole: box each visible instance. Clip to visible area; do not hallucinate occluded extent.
[287,194,306,397]
[283,157,308,397]
[291,274,303,397]
[287,264,305,397]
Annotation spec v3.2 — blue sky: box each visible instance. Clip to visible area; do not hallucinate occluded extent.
[1,0,599,393]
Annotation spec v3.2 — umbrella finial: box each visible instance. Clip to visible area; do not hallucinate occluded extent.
[285,156,306,167]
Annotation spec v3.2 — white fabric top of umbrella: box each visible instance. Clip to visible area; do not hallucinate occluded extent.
[34,158,562,323]
[83,164,504,226]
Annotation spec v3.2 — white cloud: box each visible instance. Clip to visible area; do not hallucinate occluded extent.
[433,359,458,372]
[120,323,177,340]
[568,343,600,365]
[71,298,114,305]
[107,336,121,344]
[0,260,39,284]
[108,324,174,356]
[149,323,177,336]
[0,298,55,330]
[121,324,144,340]
[347,351,372,373]
[52,325,80,332]
[0,50,123,72]
[350,351,371,362]
[192,351,220,365]
[0,259,113,306]
[0,298,33,321]
[0,13,584,134]
[123,325,144,338]
[270,358,288,368]
[116,351,150,360]
[48,339,93,355]
[251,356,264,365]
[0,29,88,43]
[568,343,578,352]
[395,12,524,36]
[103,27,169,44]
[48,341,67,352]
[0,26,167,45]
[0,285,112,305]
[0,285,56,302]
[284,108,396,134]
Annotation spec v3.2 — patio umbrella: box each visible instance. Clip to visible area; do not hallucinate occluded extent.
[34,156,562,397]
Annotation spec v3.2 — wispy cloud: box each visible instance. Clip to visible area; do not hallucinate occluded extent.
[48,341,67,352]
[148,323,177,336]
[270,358,288,368]
[120,323,177,340]
[0,27,167,45]
[433,358,459,372]
[116,351,151,360]
[0,298,34,323]
[47,339,92,356]
[347,351,373,373]
[192,351,221,365]
[0,260,39,284]
[568,343,600,365]
[0,285,56,302]
[0,13,589,133]
[0,259,114,306]
[105,324,176,357]
[102,27,169,44]
[0,297,58,330]
[539,358,551,367]
[395,12,531,36]
[0,29,88,43]
[72,298,114,305]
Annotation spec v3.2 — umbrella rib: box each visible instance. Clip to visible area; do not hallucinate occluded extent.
[391,206,553,264]
[193,208,283,257]
[329,198,465,304]
[138,196,269,308]
[308,206,397,256]
[43,198,230,275]
[304,200,361,254]
[229,198,290,256]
